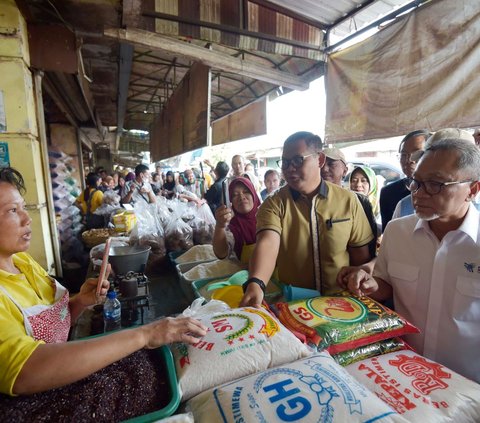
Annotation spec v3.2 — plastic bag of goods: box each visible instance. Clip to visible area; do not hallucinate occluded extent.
[346,350,480,422]
[129,203,166,265]
[187,351,407,423]
[171,299,312,401]
[155,196,172,228]
[164,214,193,252]
[274,291,418,354]
[332,337,411,367]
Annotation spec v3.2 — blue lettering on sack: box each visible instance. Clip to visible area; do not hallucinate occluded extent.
[263,379,312,421]
[231,386,243,420]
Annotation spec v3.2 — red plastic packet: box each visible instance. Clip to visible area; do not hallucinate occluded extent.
[275,291,419,354]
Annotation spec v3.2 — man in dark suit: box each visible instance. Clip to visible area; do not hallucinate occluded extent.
[380,130,430,231]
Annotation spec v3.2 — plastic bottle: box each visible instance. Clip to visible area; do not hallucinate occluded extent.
[103,291,121,332]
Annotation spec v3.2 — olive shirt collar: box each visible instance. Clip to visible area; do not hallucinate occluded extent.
[289,178,329,201]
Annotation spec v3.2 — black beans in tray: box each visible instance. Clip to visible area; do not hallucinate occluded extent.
[0,349,169,422]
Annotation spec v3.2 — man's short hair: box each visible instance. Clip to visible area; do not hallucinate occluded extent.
[426,128,474,146]
[0,167,26,194]
[264,169,280,180]
[134,164,149,176]
[424,138,480,180]
[215,161,229,179]
[231,154,245,163]
[398,130,430,152]
[284,131,323,152]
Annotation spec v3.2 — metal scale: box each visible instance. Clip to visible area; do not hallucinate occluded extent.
[108,246,152,327]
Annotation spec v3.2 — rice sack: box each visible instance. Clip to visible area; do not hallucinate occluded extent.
[333,338,411,367]
[346,350,480,422]
[171,302,312,401]
[187,352,407,423]
[275,291,418,354]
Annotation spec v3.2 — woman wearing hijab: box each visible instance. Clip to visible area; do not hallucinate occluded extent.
[349,165,380,220]
[161,171,176,199]
[213,177,261,264]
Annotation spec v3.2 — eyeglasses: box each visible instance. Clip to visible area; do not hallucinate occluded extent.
[406,178,472,195]
[277,153,317,170]
[397,151,424,162]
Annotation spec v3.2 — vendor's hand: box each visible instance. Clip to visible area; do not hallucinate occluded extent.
[215,205,232,228]
[141,316,208,348]
[78,264,111,306]
[239,283,264,308]
[338,266,378,297]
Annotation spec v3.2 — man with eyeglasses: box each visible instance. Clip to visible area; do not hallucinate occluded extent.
[379,130,430,231]
[392,128,479,219]
[343,138,480,382]
[240,131,373,307]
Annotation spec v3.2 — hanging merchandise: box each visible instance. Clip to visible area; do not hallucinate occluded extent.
[48,148,84,264]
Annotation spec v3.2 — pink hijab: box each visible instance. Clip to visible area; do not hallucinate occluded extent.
[228,177,261,258]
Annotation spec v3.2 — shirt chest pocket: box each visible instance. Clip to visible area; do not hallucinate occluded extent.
[452,276,480,322]
[387,261,420,303]
[321,217,352,255]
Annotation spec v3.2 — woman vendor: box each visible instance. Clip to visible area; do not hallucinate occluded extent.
[0,167,207,397]
[212,177,261,264]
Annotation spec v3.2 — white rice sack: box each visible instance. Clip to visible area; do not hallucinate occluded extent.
[157,413,194,423]
[172,302,313,401]
[177,244,217,264]
[183,259,244,281]
[346,350,480,423]
[187,352,407,423]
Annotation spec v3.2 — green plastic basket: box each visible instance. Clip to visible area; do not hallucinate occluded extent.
[82,332,181,422]
[167,250,187,267]
[191,274,235,302]
[192,276,284,304]
[122,345,181,422]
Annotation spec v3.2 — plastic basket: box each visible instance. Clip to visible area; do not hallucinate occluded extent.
[81,332,180,422]
[175,260,217,301]
[167,250,187,267]
[193,276,284,304]
[122,345,180,422]
[81,228,116,248]
[192,275,235,302]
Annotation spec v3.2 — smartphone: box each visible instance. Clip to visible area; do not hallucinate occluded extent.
[96,238,111,296]
[222,179,230,206]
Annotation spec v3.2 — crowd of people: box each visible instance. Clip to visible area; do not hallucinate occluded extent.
[1,125,479,401]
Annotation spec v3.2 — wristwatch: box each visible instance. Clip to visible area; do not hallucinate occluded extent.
[242,277,266,294]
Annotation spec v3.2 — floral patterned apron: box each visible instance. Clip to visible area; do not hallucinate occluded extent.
[0,277,71,343]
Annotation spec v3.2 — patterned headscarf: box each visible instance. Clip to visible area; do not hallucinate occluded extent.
[350,166,379,217]
[228,177,261,259]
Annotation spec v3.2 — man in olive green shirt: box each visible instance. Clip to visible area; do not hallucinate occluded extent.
[240,131,373,307]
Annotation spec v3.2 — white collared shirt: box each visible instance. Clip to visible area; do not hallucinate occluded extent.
[374,204,480,382]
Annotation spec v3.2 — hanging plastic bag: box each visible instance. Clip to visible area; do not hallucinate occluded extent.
[164,207,194,252]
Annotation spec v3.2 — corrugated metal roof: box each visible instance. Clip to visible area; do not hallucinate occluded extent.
[262,0,414,39]
[19,0,425,153]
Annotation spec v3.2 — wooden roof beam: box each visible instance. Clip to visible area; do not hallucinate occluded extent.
[104,28,310,91]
